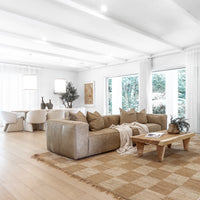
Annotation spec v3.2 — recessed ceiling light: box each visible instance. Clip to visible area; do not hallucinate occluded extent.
[100,5,107,13]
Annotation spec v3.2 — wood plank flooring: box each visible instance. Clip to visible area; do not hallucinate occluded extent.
[0,131,116,200]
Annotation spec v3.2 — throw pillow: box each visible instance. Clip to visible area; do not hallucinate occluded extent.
[119,108,137,124]
[87,111,105,131]
[136,109,147,124]
[147,114,162,125]
[69,111,88,123]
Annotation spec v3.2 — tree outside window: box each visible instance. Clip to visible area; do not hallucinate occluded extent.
[107,74,139,114]
[152,69,186,117]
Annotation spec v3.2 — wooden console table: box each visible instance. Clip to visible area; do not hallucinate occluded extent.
[131,131,195,162]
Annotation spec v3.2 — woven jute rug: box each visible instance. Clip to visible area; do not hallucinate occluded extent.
[33,135,200,200]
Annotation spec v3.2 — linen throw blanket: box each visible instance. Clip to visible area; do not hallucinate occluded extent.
[110,122,149,155]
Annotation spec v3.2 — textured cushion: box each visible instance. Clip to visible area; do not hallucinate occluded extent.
[89,128,120,155]
[103,115,120,128]
[147,114,167,130]
[147,115,161,124]
[87,111,105,131]
[69,111,88,123]
[146,123,162,132]
[136,109,147,124]
[120,108,137,124]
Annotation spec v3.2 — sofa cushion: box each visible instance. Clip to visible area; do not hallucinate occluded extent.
[147,115,161,125]
[89,128,120,155]
[146,123,162,132]
[147,114,167,130]
[136,109,147,124]
[103,115,120,128]
[120,108,137,124]
[87,111,105,131]
[69,111,88,123]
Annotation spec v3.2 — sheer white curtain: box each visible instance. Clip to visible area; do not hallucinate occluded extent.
[139,58,152,113]
[185,47,200,133]
[0,63,40,111]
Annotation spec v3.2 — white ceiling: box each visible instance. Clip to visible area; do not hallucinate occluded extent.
[0,0,200,71]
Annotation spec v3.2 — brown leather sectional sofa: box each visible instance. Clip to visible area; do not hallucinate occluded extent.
[46,114,167,160]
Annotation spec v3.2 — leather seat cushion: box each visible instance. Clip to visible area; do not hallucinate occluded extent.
[89,128,120,155]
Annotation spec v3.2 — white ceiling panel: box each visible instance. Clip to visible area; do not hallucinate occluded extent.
[72,0,200,47]
[0,0,173,53]
[0,0,199,70]
[0,9,140,59]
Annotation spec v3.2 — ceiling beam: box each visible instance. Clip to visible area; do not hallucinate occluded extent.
[0,7,148,56]
[0,42,106,66]
[0,29,126,62]
[0,59,80,71]
[48,41,126,62]
[171,0,200,30]
[54,0,182,50]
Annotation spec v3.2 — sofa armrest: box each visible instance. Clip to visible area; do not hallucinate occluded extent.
[46,119,89,159]
[146,114,167,130]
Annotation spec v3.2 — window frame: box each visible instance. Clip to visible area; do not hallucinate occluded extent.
[105,73,139,115]
[152,67,186,117]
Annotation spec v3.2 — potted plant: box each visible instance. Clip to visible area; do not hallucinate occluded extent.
[60,82,79,108]
[168,116,190,134]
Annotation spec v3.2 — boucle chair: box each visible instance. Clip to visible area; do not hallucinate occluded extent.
[24,110,47,132]
[47,109,65,120]
[0,111,24,132]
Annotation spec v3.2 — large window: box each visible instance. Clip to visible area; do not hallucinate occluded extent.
[0,64,39,111]
[107,74,139,114]
[152,72,166,114]
[152,68,186,117]
[178,69,186,117]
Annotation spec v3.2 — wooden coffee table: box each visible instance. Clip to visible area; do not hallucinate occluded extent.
[131,130,195,162]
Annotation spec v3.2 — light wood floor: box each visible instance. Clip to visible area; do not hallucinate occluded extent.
[0,131,116,200]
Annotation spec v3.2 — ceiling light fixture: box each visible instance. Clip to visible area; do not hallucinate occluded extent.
[100,5,108,13]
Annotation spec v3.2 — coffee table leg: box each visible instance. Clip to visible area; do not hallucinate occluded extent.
[157,145,166,162]
[183,138,190,151]
[136,142,144,157]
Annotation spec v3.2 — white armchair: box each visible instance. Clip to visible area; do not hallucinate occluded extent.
[25,110,47,132]
[47,109,65,120]
[0,111,24,132]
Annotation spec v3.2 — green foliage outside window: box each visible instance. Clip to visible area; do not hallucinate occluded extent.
[152,73,166,114]
[178,69,186,117]
[152,69,186,117]
[122,76,139,111]
[108,69,186,116]
[108,79,112,114]
[107,75,139,114]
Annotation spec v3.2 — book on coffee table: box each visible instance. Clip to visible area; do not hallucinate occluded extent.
[145,132,165,138]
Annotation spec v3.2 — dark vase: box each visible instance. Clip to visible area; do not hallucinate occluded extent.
[167,124,180,134]
[46,99,53,109]
[41,97,46,109]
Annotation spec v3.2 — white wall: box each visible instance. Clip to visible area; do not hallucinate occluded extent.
[152,52,185,71]
[77,52,185,115]
[39,68,78,108]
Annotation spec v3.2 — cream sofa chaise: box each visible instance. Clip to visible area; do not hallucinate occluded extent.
[46,114,167,160]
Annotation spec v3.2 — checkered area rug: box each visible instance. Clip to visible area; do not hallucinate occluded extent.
[33,134,200,200]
